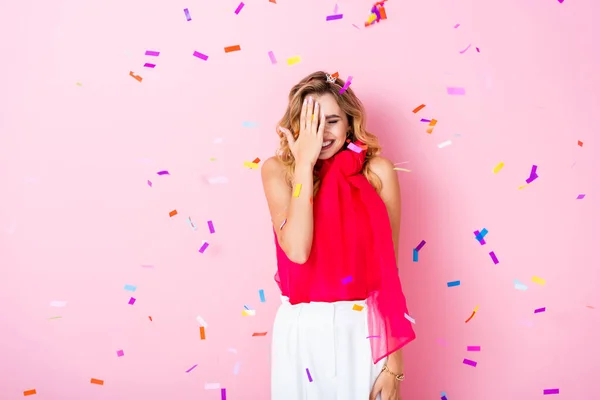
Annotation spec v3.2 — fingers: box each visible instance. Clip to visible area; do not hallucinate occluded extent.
[300,97,308,132]
[278,126,294,145]
[305,96,314,133]
[311,101,320,135]
[316,109,325,139]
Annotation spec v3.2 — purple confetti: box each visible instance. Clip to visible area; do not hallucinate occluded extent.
[420,118,431,122]
[339,76,353,94]
[441,397,448,400]
[198,241,209,253]
[144,63,156,68]
[184,8,192,21]
[534,307,546,313]
[306,368,313,382]
[454,23,460,28]
[221,388,227,400]
[476,47,480,52]
[415,240,426,251]
[576,194,586,199]
[128,297,136,305]
[207,220,215,234]
[268,51,277,64]
[526,165,538,184]
[557,0,564,3]
[185,364,198,373]
[116,349,124,357]
[342,276,353,284]
[147,180,152,187]
[463,358,477,367]
[466,346,481,351]
[489,251,499,264]
[459,44,472,54]
[474,230,486,245]
[543,388,559,395]
[157,170,170,175]
[145,50,160,57]
[193,51,209,61]
[234,2,244,14]
[326,14,343,21]
[447,87,466,95]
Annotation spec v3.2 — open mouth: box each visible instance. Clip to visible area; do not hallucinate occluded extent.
[321,140,334,151]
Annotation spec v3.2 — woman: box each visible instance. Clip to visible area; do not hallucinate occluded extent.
[261,71,416,400]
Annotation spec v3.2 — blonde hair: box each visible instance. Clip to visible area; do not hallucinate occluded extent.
[275,71,383,196]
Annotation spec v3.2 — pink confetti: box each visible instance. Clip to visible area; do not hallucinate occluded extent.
[454,23,460,28]
[268,51,277,64]
[199,241,209,253]
[234,2,244,14]
[128,297,136,305]
[459,44,471,54]
[576,194,585,200]
[447,87,466,95]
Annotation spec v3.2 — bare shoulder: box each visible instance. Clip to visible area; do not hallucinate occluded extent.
[368,155,396,182]
[261,156,286,180]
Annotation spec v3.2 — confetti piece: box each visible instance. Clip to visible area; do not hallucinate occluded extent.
[244,161,259,169]
[352,304,364,311]
[50,301,67,307]
[489,251,499,264]
[326,14,343,21]
[404,313,416,324]
[306,368,313,382]
[157,170,170,175]
[233,361,242,375]
[208,176,229,184]
[224,45,241,53]
[184,8,192,21]
[128,297,136,305]
[438,140,452,149]
[147,180,152,187]
[526,165,538,184]
[287,56,301,65]
[412,248,419,262]
[196,315,207,327]
[200,326,206,340]
[144,63,156,68]
[342,276,353,284]
[493,162,504,173]
[90,378,104,385]
[116,349,124,357]
[459,44,472,54]
[145,50,160,56]
[420,118,431,122]
[148,316,152,321]
[454,23,460,28]
[462,359,477,367]
[141,264,154,268]
[543,389,559,395]
[415,240,426,251]
[129,71,142,82]
[242,309,256,316]
[578,140,583,146]
[429,119,438,127]
[252,332,268,336]
[475,228,488,243]
[253,157,261,164]
[339,76,353,94]
[447,87,466,95]
[234,2,244,14]
[293,183,302,197]
[447,280,460,287]
[441,396,447,400]
[23,389,36,396]
[467,346,480,351]
[187,217,197,230]
[193,51,209,61]
[412,104,426,113]
[205,383,221,389]
[279,218,287,230]
[347,142,363,153]
[576,194,586,200]
[267,51,277,64]
[124,284,137,292]
[531,276,546,285]
[49,316,62,319]
[221,388,227,400]
[534,307,546,313]
[259,289,266,302]
[393,168,411,172]
[76,82,82,86]
[514,280,528,291]
[465,311,476,323]
[207,220,215,233]
[169,210,178,218]
[199,241,209,253]
[333,3,338,13]
[186,364,198,373]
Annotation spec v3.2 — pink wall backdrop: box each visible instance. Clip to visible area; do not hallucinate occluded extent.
[1,0,598,399]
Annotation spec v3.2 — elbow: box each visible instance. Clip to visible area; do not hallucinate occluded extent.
[286,248,311,265]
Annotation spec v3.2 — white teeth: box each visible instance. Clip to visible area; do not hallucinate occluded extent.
[322,141,333,147]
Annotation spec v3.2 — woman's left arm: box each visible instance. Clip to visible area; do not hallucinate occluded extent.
[369,155,404,374]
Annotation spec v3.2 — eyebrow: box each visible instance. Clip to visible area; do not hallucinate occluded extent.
[325,114,341,119]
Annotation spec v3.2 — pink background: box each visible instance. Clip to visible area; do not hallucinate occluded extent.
[1,0,598,399]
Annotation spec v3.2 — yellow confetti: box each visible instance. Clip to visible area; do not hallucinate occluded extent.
[531,276,546,285]
[518,184,528,190]
[287,56,301,65]
[393,168,411,172]
[242,310,256,316]
[292,183,302,197]
[209,157,217,162]
[474,305,480,312]
[493,162,504,174]
[75,82,83,86]
[352,304,364,312]
[243,161,259,169]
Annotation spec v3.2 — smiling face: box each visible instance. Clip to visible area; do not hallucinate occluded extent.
[306,92,351,160]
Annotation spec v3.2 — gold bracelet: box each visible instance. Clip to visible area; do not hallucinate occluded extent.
[382,365,405,381]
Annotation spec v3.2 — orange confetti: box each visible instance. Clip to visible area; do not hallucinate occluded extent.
[578,140,583,147]
[252,157,261,164]
[331,71,339,79]
[23,389,37,396]
[252,332,268,336]
[200,326,206,340]
[148,316,152,321]
[426,128,434,134]
[269,0,276,3]
[412,104,426,113]
[90,378,104,385]
[224,45,241,53]
[169,210,178,217]
[428,119,438,127]
[129,71,142,82]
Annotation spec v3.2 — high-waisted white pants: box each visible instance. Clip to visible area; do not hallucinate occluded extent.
[271,296,385,400]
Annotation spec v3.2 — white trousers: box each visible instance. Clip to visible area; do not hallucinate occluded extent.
[271,296,385,400]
